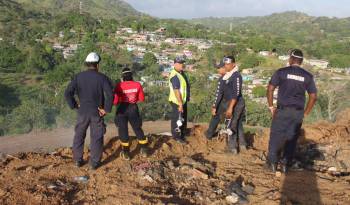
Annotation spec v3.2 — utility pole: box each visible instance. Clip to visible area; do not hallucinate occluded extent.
[230,23,233,32]
[79,1,83,15]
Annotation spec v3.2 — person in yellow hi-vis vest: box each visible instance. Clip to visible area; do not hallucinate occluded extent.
[169,56,190,144]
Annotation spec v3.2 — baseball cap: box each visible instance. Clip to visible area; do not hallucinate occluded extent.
[215,60,225,68]
[223,56,235,64]
[174,56,186,64]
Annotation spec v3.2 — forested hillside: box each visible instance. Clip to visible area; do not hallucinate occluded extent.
[0,1,349,136]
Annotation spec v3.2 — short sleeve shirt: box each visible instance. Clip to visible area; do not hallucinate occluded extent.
[269,65,317,109]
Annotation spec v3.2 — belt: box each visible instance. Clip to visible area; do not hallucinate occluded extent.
[277,105,303,111]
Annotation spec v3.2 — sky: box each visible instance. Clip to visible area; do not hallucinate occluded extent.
[124,0,350,19]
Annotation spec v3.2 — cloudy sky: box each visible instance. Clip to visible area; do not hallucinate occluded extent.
[124,0,350,19]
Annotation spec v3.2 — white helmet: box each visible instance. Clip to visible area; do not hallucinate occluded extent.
[85,52,101,63]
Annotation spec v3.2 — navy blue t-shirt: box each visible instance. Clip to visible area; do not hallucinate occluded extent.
[170,71,190,102]
[223,71,243,101]
[269,65,317,109]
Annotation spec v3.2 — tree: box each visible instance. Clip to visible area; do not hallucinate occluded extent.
[24,43,57,73]
[143,64,160,76]
[143,52,157,67]
[160,42,171,50]
[329,54,350,68]
[248,36,272,52]
[7,99,56,134]
[245,99,271,127]
[0,42,24,72]
[252,86,266,98]
[138,86,169,121]
[239,53,265,69]
[319,81,350,121]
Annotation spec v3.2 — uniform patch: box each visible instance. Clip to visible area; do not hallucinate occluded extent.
[287,74,305,82]
[123,89,138,94]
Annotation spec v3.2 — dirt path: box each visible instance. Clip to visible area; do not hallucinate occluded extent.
[0,121,177,154]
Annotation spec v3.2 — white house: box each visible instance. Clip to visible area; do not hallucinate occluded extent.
[305,59,329,69]
[278,55,289,61]
[259,51,270,56]
[242,68,254,75]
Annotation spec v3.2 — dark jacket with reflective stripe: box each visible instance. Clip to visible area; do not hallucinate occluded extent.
[223,71,243,101]
[212,76,224,109]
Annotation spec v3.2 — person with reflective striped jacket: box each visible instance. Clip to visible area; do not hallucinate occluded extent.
[221,56,247,154]
[205,60,226,139]
[114,68,147,160]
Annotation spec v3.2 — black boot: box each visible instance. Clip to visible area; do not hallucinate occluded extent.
[281,163,288,174]
[120,146,131,161]
[239,145,248,152]
[264,162,277,173]
[139,144,149,158]
[75,159,84,168]
[205,131,213,140]
[175,137,187,145]
[89,161,101,170]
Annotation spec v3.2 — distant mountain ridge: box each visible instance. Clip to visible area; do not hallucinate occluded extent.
[190,11,350,35]
[13,0,142,19]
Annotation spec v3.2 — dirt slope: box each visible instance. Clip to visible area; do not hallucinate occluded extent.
[0,111,350,205]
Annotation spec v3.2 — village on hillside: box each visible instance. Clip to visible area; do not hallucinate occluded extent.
[38,26,350,104]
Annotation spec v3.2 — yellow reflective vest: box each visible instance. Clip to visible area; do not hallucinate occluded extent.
[168,69,187,105]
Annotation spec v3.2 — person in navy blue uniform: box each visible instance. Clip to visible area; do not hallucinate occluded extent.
[221,56,247,154]
[64,52,114,170]
[266,49,317,173]
[169,56,191,144]
[205,61,226,139]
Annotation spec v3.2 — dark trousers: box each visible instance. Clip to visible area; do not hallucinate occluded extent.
[268,108,304,164]
[115,103,146,146]
[73,114,106,163]
[227,98,247,151]
[170,102,188,139]
[206,101,227,138]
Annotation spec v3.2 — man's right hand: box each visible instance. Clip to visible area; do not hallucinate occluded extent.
[98,107,107,117]
[178,104,184,113]
[225,110,233,119]
[211,107,216,116]
[269,107,276,118]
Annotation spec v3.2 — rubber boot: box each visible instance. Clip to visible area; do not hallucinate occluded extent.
[120,146,131,161]
[139,143,149,158]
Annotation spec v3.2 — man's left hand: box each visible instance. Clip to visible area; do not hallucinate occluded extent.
[225,110,233,119]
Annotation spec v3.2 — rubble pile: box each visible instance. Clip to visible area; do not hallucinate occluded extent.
[0,111,349,204]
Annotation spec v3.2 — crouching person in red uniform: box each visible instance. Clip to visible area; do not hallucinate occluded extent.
[114,68,148,160]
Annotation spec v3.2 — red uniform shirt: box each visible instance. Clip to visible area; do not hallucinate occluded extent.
[113,81,145,105]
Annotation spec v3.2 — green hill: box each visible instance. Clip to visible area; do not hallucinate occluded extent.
[190,11,350,36]
[13,0,142,19]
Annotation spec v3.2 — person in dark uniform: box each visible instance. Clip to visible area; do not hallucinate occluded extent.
[64,52,114,170]
[266,49,317,173]
[222,56,247,154]
[114,68,147,161]
[205,61,227,139]
[168,56,190,144]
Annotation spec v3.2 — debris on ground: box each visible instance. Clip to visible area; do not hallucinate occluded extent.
[0,110,349,204]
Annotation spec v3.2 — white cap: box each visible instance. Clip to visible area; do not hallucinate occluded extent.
[85,52,100,63]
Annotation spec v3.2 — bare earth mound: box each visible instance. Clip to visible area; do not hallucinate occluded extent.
[0,110,349,205]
